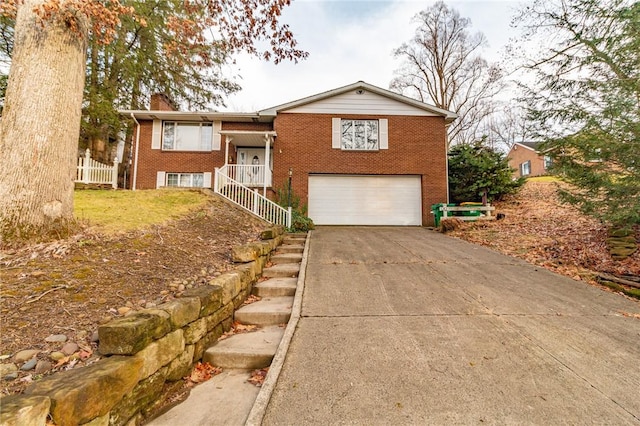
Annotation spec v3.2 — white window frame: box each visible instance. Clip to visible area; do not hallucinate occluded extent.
[166,173,205,188]
[520,160,531,176]
[162,122,213,151]
[543,155,552,169]
[341,119,379,151]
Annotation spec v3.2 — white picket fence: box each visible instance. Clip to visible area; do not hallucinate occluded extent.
[76,149,118,189]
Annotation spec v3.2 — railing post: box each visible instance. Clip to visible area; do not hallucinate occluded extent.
[287,207,292,229]
[214,167,219,193]
[252,189,259,215]
[83,149,91,184]
[112,157,119,189]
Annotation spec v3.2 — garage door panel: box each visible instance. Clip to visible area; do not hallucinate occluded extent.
[308,175,421,225]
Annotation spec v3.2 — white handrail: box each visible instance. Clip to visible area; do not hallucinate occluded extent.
[214,168,291,227]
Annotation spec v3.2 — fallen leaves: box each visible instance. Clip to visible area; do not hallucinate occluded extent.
[450,180,640,285]
[243,295,262,305]
[248,368,269,387]
[187,362,222,385]
[217,321,258,341]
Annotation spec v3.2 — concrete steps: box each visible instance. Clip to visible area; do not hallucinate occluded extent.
[147,231,307,426]
[253,277,297,297]
[276,244,304,254]
[262,263,300,278]
[234,297,294,326]
[270,253,303,264]
[203,326,285,369]
[283,235,306,245]
[148,369,260,425]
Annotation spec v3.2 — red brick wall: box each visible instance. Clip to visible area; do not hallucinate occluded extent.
[132,121,274,189]
[132,121,226,189]
[150,94,176,111]
[272,113,449,226]
[132,113,449,226]
[507,145,548,178]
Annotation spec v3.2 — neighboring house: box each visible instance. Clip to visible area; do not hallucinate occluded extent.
[507,142,552,178]
[121,81,456,226]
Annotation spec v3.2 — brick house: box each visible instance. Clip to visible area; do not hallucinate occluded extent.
[507,142,552,178]
[122,81,456,226]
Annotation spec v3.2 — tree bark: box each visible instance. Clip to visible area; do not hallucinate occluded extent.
[0,0,87,238]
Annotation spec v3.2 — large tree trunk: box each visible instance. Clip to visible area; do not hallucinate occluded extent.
[0,0,87,240]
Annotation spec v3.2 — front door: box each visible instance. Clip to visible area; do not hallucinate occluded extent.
[236,148,271,185]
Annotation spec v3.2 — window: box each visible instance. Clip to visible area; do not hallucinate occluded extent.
[544,155,553,169]
[166,173,204,188]
[341,119,379,151]
[520,160,531,176]
[163,122,212,151]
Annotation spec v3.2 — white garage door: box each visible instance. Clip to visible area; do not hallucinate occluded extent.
[308,175,422,225]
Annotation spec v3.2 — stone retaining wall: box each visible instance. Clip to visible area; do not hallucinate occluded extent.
[0,226,285,426]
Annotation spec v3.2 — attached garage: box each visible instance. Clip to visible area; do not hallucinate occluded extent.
[308,175,422,225]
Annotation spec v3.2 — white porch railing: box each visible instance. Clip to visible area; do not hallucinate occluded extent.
[224,164,272,187]
[76,149,118,189]
[214,167,291,228]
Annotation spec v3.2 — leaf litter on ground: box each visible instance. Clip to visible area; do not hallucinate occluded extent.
[217,321,258,341]
[248,367,269,387]
[449,180,639,290]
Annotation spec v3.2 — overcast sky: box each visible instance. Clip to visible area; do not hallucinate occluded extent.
[220,0,526,112]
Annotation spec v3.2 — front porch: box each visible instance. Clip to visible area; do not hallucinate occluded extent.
[219,130,276,192]
[215,130,291,227]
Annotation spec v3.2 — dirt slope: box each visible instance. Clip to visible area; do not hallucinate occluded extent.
[448,180,640,283]
[0,197,266,396]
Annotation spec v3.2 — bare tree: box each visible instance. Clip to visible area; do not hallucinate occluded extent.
[485,102,533,151]
[391,1,503,146]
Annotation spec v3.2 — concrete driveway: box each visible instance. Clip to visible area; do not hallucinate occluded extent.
[262,227,640,425]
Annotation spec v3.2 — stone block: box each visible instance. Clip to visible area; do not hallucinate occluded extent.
[210,273,241,305]
[181,286,222,317]
[233,288,251,310]
[134,329,184,380]
[109,367,168,426]
[205,303,234,331]
[82,413,109,426]
[25,356,143,426]
[231,243,261,263]
[193,326,224,362]
[98,312,171,356]
[184,317,208,344]
[154,298,200,329]
[258,242,273,256]
[0,395,50,426]
[166,345,195,382]
[260,225,285,240]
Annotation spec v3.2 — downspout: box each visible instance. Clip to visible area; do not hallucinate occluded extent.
[131,113,141,191]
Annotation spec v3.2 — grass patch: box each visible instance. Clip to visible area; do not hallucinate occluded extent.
[74,189,208,233]
[527,175,561,183]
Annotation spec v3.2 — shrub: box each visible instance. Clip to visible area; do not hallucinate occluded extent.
[274,183,314,232]
[448,141,525,204]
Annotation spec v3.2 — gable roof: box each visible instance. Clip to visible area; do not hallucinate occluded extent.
[514,141,542,151]
[258,81,457,121]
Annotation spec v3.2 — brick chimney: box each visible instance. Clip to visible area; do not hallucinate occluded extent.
[150,93,177,111]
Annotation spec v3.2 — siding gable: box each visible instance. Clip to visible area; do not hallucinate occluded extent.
[284,91,439,116]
